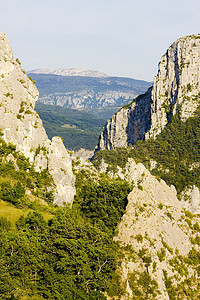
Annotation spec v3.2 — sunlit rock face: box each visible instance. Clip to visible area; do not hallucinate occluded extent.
[0,32,75,205]
[114,159,200,299]
[98,34,200,150]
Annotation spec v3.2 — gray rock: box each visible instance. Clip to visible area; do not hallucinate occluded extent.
[115,160,198,299]
[0,32,75,205]
[98,34,200,150]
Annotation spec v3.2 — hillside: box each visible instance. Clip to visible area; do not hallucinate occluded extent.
[27,69,151,110]
[92,34,200,299]
[92,108,200,299]
[35,103,113,151]
[0,31,200,300]
[0,31,75,205]
[29,68,151,151]
[0,31,129,299]
[0,135,130,299]
[93,111,200,206]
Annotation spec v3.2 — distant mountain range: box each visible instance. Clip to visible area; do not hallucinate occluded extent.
[28,68,152,110]
[28,67,110,78]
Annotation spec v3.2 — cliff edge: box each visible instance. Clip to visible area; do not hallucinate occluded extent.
[98,34,200,150]
[0,32,75,205]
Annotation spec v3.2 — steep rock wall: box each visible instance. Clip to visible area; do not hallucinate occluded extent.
[114,159,200,299]
[147,34,200,138]
[97,88,151,150]
[0,32,75,205]
[98,34,200,150]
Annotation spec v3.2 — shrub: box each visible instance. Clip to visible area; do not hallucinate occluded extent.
[0,216,11,232]
[157,248,166,262]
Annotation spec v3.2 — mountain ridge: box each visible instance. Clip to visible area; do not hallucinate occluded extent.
[28,67,111,78]
[27,70,151,110]
[97,34,200,150]
[0,31,200,300]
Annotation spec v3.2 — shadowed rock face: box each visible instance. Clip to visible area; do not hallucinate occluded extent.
[98,34,200,150]
[0,32,75,205]
[97,88,152,150]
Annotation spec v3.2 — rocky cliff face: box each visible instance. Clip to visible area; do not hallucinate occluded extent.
[0,32,75,205]
[98,88,152,150]
[113,159,200,299]
[98,34,200,150]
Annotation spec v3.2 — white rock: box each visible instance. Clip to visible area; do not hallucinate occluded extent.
[98,34,200,150]
[115,160,194,299]
[0,32,76,205]
[181,185,200,213]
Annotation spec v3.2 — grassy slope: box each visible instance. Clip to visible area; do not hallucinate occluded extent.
[0,200,52,224]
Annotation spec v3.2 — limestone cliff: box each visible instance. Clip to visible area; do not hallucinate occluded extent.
[98,34,200,150]
[98,89,151,150]
[0,32,75,205]
[113,159,200,299]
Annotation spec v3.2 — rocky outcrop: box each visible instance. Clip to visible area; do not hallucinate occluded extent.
[114,159,200,299]
[181,185,200,214]
[147,34,200,138]
[97,88,152,150]
[0,32,75,205]
[98,34,200,150]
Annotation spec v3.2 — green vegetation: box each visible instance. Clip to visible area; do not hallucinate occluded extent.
[74,169,132,233]
[138,248,152,268]
[28,76,36,84]
[0,138,54,206]
[0,137,132,299]
[1,95,200,298]
[157,247,166,262]
[35,103,110,150]
[128,270,160,299]
[16,58,21,65]
[163,254,200,300]
[0,208,118,299]
[4,92,13,99]
[93,110,200,195]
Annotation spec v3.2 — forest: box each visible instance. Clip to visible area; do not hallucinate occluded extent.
[0,107,200,298]
[35,103,114,151]
[0,136,131,299]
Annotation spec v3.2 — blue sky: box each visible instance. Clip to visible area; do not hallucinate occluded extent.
[1,0,200,81]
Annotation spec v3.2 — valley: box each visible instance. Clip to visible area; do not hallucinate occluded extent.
[35,102,109,150]
[0,31,200,299]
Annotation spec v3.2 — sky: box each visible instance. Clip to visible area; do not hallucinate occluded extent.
[1,0,200,81]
